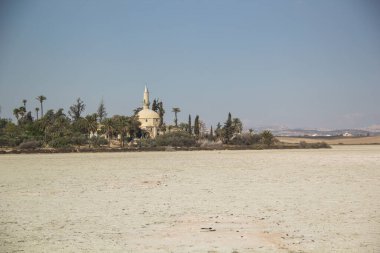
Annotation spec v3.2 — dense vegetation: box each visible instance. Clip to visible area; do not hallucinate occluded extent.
[0,97,142,149]
[0,96,330,151]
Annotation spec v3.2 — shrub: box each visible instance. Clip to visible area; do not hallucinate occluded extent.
[230,133,261,145]
[198,139,223,148]
[71,134,87,147]
[19,140,42,150]
[0,136,8,147]
[299,141,308,148]
[260,131,277,146]
[299,141,331,149]
[99,137,108,146]
[89,136,108,147]
[139,138,156,148]
[313,142,331,148]
[0,136,17,147]
[49,137,71,148]
[155,131,196,147]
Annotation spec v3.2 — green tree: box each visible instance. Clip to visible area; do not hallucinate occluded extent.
[158,101,165,128]
[13,108,20,122]
[35,107,40,120]
[71,133,87,148]
[71,117,88,135]
[222,112,233,144]
[152,99,158,112]
[188,114,192,135]
[127,115,142,139]
[18,106,26,120]
[13,107,27,125]
[133,107,142,116]
[21,111,33,125]
[260,130,275,146]
[209,125,214,140]
[155,131,196,147]
[178,122,189,132]
[102,118,114,147]
[194,115,200,138]
[69,98,86,121]
[1,121,20,146]
[0,118,9,129]
[0,119,17,147]
[22,99,27,110]
[172,107,180,127]
[85,113,98,133]
[97,99,107,122]
[85,114,98,147]
[40,109,72,146]
[113,115,129,147]
[36,95,47,117]
[232,118,243,134]
[215,122,222,139]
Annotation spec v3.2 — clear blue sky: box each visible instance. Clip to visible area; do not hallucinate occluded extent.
[0,0,379,129]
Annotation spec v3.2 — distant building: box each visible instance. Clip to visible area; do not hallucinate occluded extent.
[137,86,160,138]
[343,132,353,137]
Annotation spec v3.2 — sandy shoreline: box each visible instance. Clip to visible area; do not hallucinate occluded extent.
[1,145,379,252]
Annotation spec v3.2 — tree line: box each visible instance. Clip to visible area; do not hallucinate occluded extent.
[0,95,277,149]
[169,111,276,146]
[0,96,144,148]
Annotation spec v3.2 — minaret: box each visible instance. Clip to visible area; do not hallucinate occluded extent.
[143,85,150,109]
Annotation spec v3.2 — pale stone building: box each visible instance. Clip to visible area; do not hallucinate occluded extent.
[137,86,160,138]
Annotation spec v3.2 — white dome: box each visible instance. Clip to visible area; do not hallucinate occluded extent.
[137,109,160,119]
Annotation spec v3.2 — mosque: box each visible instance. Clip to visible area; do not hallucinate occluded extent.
[137,86,160,138]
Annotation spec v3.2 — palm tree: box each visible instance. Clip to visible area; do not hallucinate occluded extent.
[86,114,98,134]
[13,108,20,121]
[126,116,141,139]
[36,95,47,117]
[35,107,40,120]
[133,107,142,116]
[102,118,114,147]
[18,106,26,119]
[85,114,98,147]
[22,99,27,110]
[172,107,180,127]
[113,116,129,147]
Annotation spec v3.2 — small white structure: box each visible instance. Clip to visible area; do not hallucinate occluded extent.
[137,86,160,138]
[89,131,98,138]
[343,132,353,137]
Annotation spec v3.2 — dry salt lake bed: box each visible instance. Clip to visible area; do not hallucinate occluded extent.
[0,146,379,253]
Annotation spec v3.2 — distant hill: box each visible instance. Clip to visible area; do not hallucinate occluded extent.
[278,136,380,145]
[360,125,380,133]
[251,125,380,137]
